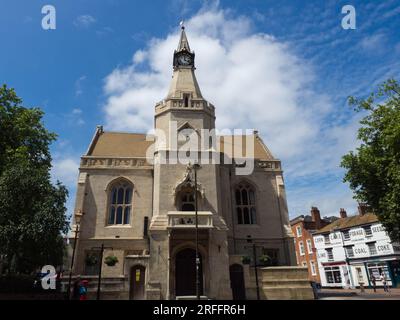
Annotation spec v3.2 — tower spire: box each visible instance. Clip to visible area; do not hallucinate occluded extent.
[177,21,191,52]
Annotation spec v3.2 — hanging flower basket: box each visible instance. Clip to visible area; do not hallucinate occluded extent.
[85,253,98,266]
[259,255,271,266]
[104,255,119,267]
[241,256,251,265]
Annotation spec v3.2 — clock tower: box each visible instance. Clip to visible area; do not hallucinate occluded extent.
[173,25,195,69]
[154,24,216,150]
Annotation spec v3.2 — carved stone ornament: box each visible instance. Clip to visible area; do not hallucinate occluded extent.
[172,164,205,204]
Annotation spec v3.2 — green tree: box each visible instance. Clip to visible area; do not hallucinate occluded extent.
[0,84,69,274]
[341,79,400,242]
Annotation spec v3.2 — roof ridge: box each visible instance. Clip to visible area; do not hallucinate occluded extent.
[102,131,148,135]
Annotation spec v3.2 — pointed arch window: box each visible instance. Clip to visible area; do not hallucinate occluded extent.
[235,183,257,225]
[108,180,133,225]
[181,190,195,211]
[183,94,190,108]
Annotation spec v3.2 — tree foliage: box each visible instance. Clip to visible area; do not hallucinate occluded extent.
[0,84,69,274]
[341,79,400,242]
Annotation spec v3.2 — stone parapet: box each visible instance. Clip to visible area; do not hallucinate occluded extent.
[261,267,314,300]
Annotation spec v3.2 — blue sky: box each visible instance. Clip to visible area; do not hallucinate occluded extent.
[1,0,400,221]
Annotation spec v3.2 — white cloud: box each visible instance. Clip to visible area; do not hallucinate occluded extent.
[102,6,359,216]
[51,158,79,188]
[360,33,386,53]
[72,108,82,115]
[75,75,86,96]
[66,108,85,126]
[96,26,114,37]
[288,181,358,219]
[73,15,96,28]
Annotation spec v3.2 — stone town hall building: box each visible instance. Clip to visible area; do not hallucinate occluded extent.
[71,26,295,300]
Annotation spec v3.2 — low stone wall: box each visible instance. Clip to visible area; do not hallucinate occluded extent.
[261,266,314,300]
[60,276,129,300]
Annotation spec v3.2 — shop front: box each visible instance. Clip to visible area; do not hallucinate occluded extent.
[349,257,400,288]
[320,262,349,288]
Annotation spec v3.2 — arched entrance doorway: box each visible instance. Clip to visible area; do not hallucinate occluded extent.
[130,265,145,300]
[230,264,246,300]
[175,248,203,296]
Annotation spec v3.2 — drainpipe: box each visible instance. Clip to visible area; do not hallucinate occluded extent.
[337,229,355,289]
[228,168,237,253]
[364,262,371,288]
[275,193,290,265]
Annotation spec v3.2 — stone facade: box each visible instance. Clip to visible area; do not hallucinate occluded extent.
[70,26,295,300]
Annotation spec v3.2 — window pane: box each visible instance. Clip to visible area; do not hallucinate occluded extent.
[326,271,334,283]
[243,207,250,224]
[182,203,195,211]
[235,190,241,205]
[112,188,117,204]
[334,270,342,283]
[249,190,255,205]
[237,208,243,224]
[117,188,124,204]
[109,206,115,225]
[125,188,132,204]
[242,189,248,205]
[188,193,194,202]
[116,206,123,224]
[124,207,131,224]
[250,207,256,224]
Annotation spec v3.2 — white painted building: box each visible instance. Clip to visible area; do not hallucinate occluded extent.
[313,208,400,288]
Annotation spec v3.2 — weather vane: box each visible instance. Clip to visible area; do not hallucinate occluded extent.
[180,20,185,30]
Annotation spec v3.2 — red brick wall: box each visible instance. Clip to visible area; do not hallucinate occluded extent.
[291,222,321,283]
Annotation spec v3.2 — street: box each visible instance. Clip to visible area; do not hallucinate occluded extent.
[318,288,400,300]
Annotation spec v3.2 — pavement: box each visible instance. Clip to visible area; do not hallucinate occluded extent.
[318,288,400,300]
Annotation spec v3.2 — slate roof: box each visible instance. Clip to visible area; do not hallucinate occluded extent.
[314,213,379,234]
[86,130,275,160]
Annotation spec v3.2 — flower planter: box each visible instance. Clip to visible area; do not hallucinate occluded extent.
[104,255,119,267]
[241,256,251,265]
[85,254,98,266]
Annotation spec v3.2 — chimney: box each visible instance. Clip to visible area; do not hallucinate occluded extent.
[358,203,368,216]
[311,207,321,229]
[339,208,347,219]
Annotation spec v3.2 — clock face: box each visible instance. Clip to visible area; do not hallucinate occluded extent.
[178,54,192,66]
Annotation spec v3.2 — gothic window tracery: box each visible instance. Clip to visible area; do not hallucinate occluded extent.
[108,180,133,225]
[235,183,257,225]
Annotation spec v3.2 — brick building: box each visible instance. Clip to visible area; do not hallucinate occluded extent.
[314,205,400,288]
[290,207,338,284]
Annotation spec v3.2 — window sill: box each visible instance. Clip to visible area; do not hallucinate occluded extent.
[105,225,132,228]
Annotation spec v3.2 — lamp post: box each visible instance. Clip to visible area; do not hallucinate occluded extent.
[66,209,83,300]
[193,162,201,300]
[245,236,260,300]
[91,244,113,300]
[191,162,201,300]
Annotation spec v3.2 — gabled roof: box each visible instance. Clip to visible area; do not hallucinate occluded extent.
[86,129,275,161]
[218,134,274,160]
[89,132,153,158]
[314,213,379,234]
